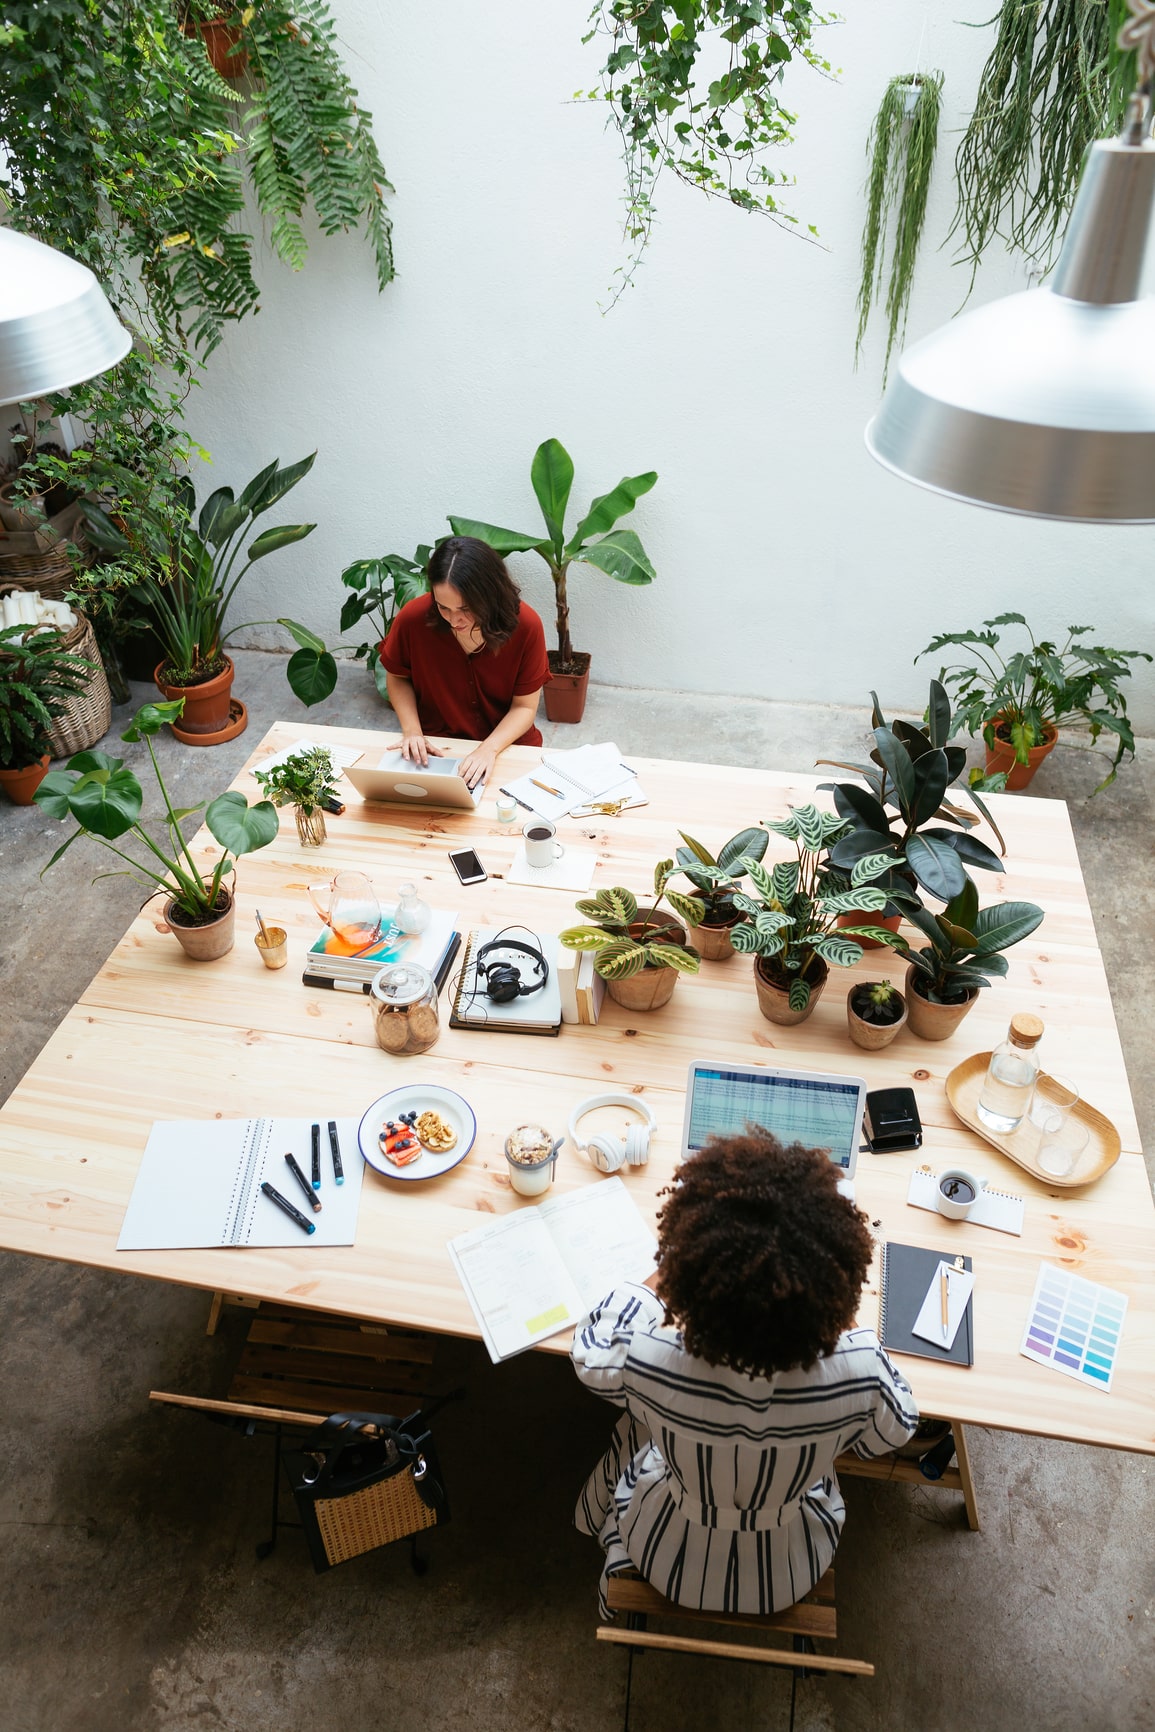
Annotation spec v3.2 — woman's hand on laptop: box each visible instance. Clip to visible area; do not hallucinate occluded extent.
[458,743,496,788]
[399,732,448,767]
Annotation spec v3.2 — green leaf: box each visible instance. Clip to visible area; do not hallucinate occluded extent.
[647,944,699,973]
[567,471,657,550]
[576,529,655,586]
[821,885,888,914]
[791,803,825,852]
[927,679,951,749]
[68,764,144,838]
[728,921,761,953]
[837,925,909,950]
[529,438,574,551]
[598,887,638,925]
[277,617,326,654]
[810,934,865,967]
[594,940,649,980]
[970,901,1045,954]
[944,878,981,933]
[205,791,279,857]
[80,501,131,555]
[198,488,244,548]
[559,925,615,951]
[755,909,791,936]
[372,656,391,702]
[653,857,673,896]
[872,725,916,810]
[447,516,546,556]
[247,523,315,561]
[240,453,317,517]
[677,829,716,868]
[905,833,967,902]
[743,858,776,900]
[717,827,768,870]
[910,748,950,827]
[121,701,185,741]
[286,647,338,707]
[788,977,812,1013]
[771,860,799,902]
[832,782,891,834]
[849,850,899,887]
[666,890,706,927]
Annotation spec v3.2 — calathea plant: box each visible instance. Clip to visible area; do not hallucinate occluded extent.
[717,804,906,1014]
[818,681,1005,910]
[560,862,703,980]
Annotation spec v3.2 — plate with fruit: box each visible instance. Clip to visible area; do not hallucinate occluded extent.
[358,1084,476,1182]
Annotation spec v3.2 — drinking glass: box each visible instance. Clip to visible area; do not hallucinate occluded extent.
[1031,1077,1087,1177]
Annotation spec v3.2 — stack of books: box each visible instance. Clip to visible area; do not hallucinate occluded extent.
[303,907,460,994]
[557,946,607,1025]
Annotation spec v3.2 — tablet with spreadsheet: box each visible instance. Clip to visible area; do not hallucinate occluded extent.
[680,1062,867,1180]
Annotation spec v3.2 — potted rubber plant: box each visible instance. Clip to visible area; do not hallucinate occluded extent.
[674,825,769,961]
[846,979,908,1052]
[560,863,702,1012]
[83,455,317,744]
[721,804,906,1026]
[254,745,339,847]
[35,700,278,960]
[918,614,1151,793]
[819,680,1006,929]
[903,878,1045,1041]
[449,437,657,723]
[0,624,92,804]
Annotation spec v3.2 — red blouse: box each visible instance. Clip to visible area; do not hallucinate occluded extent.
[379,594,551,746]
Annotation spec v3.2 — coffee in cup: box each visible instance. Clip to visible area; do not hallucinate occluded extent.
[935,1167,983,1220]
[525,818,564,869]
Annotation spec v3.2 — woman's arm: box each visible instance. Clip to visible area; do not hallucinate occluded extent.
[385,671,448,765]
[571,1281,666,1404]
[457,689,542,787]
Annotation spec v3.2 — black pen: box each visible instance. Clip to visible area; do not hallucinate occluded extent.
[285,1152,322,1213]
[311,1121,321,1190]
[261,1181,316,1235]
[322,795,346,815]
[328,1119,344,1185]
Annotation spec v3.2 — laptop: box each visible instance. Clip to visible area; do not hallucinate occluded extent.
[345,749,486,811]
[680,1061,867,1198]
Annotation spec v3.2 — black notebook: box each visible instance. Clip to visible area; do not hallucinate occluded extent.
[879,1241,975,1366]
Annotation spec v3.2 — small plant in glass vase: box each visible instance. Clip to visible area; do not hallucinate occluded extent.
[716,804,907,1027]
[674,825,769,961]
[560,861,702,1013]
[254,746,338,847]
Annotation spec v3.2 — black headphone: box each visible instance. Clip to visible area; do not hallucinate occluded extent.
[475,935,549,1003]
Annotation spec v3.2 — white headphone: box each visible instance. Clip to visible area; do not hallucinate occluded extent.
[568,1093,657,1173]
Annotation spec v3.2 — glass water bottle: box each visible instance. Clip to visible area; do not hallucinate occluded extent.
[977,1013,1044,1133]
[395,882,431,934]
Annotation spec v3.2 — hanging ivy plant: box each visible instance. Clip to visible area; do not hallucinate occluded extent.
[951,0,1136,280]
[856,71,943,385]
[582,1,837,303]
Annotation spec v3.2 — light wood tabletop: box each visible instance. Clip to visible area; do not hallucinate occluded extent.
[1,719,1152,1455]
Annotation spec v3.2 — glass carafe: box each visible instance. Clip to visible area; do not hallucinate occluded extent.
[395,881,431,934]
[307,871,383,954]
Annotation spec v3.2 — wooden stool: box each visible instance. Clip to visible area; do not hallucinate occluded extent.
[835,1419,981,1531]
[599,1568,871,1731]
[151,1301,437,1562]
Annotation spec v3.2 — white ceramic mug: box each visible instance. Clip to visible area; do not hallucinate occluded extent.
[525,819,564,869]
[935,1167,984,1220]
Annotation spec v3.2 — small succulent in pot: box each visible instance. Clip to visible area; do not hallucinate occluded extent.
[850,980,905,1025]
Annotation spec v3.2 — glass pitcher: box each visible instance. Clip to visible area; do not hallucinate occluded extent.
[307,871,384,954]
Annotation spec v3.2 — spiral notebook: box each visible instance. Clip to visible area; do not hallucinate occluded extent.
[879,1241,975,1366]
[448,928,562,1035]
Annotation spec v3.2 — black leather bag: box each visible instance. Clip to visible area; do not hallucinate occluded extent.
[284,1408,449,1573]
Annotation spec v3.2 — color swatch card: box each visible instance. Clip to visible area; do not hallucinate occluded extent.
[1020,1263,1127,1391]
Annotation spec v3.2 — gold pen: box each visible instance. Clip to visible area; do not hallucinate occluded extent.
[531,777,564,798]
[940,1265,950,1340]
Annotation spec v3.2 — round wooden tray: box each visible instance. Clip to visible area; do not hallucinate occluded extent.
[945,1053,1121,1189]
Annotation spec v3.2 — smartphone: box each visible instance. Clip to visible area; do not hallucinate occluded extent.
[448,847,487,886]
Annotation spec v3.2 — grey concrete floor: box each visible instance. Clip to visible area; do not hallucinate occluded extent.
[1,649,1152,1732]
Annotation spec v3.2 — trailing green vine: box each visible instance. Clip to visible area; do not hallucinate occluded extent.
[951,0,1137,280]
[582,1,836,303]
[856,71,943,384]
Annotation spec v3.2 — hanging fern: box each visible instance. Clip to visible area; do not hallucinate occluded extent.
[951,0,1137,281]
[856,71,943,385]
[243,1,394,290]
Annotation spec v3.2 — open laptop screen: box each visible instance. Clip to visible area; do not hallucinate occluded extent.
[684,1064,864,1173]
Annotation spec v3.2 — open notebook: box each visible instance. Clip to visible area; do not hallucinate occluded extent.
[499,742,643,821]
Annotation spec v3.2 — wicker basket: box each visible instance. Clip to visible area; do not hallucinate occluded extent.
[0,533,80,600]
[0,585,112,757]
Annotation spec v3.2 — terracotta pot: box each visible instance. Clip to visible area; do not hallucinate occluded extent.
[544,651,591,723]
[604,911,692,1012]
[984,717,1058,790]
[904,964,978,1041]
[154,658,243,741]
[190,17,249,77]
[0,754,51,805]
[847,985,908,1051]
[0,484,46,533]
[695,919,739,962]
[753,955,829,1026]
[834,909,903,951]
[163,888,235,961]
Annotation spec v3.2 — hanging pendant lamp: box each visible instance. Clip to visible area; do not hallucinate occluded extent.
[865,0,1155,524]
[0,229,132,407]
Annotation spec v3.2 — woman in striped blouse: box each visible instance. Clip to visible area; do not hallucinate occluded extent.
[572,1130,919,1616]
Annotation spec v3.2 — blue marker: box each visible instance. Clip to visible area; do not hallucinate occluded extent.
[311,1121,321,1190]
[261,1181,316,1235]
[328,1119,344,1185]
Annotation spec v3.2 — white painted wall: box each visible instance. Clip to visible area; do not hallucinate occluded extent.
[196,0,1155,728]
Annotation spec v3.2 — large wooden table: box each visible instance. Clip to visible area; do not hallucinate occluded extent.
[2,720,1152,1459]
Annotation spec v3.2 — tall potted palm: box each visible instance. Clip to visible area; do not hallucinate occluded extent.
[449,437,658,723]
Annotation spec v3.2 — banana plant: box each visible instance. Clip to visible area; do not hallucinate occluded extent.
[818,680,1005,909]
[717,803,908,1014]
[904,877,1044,1005]
[448,437,657,669]
[559,860,703,981]
[35,700,278,919]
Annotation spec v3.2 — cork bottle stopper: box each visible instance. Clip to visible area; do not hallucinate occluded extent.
[1009,1013,1044,1048]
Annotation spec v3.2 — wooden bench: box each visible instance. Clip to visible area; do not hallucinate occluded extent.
[598,1567,871,1731]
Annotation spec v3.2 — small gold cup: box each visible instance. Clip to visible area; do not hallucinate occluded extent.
[254,927,288,970]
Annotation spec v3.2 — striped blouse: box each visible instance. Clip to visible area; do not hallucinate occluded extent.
[572,1281,919,1616]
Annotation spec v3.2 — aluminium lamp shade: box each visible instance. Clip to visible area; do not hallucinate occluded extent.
[0,229,132,406]
[865,138,1155,523]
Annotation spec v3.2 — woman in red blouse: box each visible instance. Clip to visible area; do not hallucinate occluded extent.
[379,537,551,788]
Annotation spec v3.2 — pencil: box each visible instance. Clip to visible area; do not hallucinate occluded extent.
[531,778,564,798]
[940,1265,950,1340]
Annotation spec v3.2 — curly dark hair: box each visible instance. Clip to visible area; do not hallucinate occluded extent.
[654,1130,874,1378]
[426,536,522,651]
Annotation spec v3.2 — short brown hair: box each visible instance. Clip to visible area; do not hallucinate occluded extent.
[427,536,522,651]
[655,1130,874,1377]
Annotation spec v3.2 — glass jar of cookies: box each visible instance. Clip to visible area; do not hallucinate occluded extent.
[370,962,440,1055]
